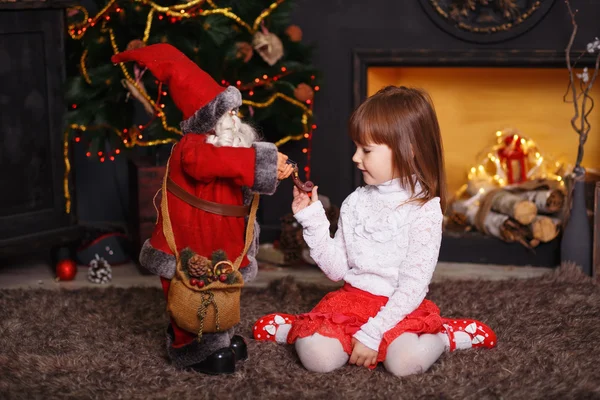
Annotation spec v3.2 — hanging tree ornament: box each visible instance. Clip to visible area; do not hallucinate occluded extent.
[120,39,155,116]
[285,25,303,42]
[252,23,283,66]
[235,42,254,63]
[293,83,314,103]
[121,79,155,116]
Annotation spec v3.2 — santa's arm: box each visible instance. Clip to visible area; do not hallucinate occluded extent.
[181,139,278,194]
[139,213,177,279]
[250,142,278,195]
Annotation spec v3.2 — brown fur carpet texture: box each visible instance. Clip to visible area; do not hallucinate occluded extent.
[1,264,600,399]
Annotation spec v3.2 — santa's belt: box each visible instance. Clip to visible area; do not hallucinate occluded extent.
[166,177,250,217]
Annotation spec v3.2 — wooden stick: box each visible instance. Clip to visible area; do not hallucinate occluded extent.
[502,219,539,249]
[490,191,537,225]
[529,215,560,243]
[464,203,537,249]
[516,190,565,214]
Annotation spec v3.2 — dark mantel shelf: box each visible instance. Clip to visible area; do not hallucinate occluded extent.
[439,230,561,267]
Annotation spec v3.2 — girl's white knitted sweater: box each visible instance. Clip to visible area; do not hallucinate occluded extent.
[293,178,443,351]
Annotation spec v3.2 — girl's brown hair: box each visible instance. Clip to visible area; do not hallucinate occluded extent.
[349,86,447,212]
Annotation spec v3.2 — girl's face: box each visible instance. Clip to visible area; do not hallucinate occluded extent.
[352,141,399,185]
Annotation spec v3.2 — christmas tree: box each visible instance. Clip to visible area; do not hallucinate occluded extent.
[63,0,320,212]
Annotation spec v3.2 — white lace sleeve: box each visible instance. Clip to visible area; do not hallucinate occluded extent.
[293,200,349,281]
[353,198,443,351]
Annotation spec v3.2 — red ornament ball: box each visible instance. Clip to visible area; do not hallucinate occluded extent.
[56,259,77,281]
[198,280,205,288]
[219,274,227,282]
[190,278,198,286]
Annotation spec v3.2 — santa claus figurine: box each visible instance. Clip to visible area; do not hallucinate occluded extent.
[111,44,293,374]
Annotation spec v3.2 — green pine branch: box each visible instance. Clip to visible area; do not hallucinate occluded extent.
[64,0,320,160]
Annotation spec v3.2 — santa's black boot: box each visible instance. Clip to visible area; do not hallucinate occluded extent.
[166,324,236,375]
[230,335,248,361]
[189,347,236,375]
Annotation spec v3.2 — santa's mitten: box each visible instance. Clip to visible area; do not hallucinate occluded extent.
[440,318,497,351]
[252,313,295,343]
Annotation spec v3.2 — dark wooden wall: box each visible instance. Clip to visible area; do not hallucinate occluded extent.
[72,0,599,242]
[0,1,81,255]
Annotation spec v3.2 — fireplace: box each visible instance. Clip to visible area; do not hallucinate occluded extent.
[352,49,599,266]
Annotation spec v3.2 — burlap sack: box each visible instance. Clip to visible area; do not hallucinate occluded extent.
[166,262,244,336]
[159,153,259,340]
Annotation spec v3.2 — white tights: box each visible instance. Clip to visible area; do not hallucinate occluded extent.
[295,332,447,377]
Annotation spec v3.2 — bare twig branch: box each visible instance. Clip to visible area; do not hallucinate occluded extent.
[564,0,580,140]
[564,0,599,169]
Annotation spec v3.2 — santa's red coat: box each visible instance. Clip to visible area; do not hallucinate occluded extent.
[151,133,258,265]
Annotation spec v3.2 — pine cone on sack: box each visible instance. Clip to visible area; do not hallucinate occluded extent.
[188,254,213,278]
[88,255,112,284]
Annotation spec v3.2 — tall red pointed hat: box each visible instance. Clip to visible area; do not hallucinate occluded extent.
[111,43,242,133]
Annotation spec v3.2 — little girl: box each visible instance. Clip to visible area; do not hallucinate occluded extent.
[254,86,496,376]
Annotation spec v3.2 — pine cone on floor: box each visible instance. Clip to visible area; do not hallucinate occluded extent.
[88,255,112,284]
[188,254,213,278]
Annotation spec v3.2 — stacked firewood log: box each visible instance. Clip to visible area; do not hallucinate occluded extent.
[448,179,565,249]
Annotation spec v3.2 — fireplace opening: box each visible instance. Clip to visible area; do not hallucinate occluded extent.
[367,66,600,197]
[353,50,599,267]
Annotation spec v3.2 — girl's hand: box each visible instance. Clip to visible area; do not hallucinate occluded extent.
[277,152,294,180]
[349,338,378,368]
[292,185,319,214]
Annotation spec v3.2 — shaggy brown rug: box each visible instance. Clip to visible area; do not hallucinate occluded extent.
[1,264,600,399]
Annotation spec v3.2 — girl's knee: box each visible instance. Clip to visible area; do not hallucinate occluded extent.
[383,333,445,377]
[295,333,349,373]
[383,353,427,377]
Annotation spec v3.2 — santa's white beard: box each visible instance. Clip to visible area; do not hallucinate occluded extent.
[205,113,258,148]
